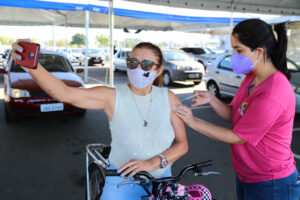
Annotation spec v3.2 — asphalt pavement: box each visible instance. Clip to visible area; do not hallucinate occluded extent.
[0,64,299,200]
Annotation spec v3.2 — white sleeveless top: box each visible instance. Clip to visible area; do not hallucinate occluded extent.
[109,84,175,178]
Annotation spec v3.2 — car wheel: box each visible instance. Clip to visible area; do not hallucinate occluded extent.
[163,71,172,86]
[100,60,105,66]
[113,64,118,72]
[207,81,221,98]
[86,162,106,200]
[193,81,201,85]
[88,60,94,66]
[4,105,15,123]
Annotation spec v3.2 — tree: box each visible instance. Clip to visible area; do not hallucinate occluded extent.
[71,33,85,47]
[124,38,141,48]
[96,34,109,47]
[0,36,13,46]
[57,40,69,47]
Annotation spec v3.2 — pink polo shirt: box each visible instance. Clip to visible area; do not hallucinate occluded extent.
[230,71,296,183]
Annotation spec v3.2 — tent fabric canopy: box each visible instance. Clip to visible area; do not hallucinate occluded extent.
[125,0,300,16]
[0,0,249,31]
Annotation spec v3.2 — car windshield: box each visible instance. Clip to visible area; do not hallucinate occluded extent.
[71,49,82,53]
[181,48,213,55]
[163,51,193,61]
[88,49,101,54]
[11,54,74,73]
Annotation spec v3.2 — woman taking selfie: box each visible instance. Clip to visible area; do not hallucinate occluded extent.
[11,41,188,199]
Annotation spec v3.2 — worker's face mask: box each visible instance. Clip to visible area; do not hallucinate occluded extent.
[230,50,261,74]
[127,67,157,89]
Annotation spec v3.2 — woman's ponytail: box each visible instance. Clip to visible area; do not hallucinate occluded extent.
[271,23,291,80]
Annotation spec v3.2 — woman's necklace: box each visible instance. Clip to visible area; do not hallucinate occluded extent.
[130,88,153,127]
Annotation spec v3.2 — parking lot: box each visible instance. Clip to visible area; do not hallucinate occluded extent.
[0,63,300,200]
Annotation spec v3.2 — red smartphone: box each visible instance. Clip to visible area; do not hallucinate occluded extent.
[15,42,40,69]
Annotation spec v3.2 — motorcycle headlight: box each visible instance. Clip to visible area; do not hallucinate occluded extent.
[8,88,31,98]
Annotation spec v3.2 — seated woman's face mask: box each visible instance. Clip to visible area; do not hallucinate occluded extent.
[127,68,157,89]
[230,50,261,74]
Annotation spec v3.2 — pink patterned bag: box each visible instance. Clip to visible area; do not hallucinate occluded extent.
[145,182,212,200]
[185,184,212,200]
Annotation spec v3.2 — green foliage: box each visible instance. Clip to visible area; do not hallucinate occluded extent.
[71,33,85,46]
[0,36,14,46]
[31,38,38,43]
[57,40,69,47]
[42,40,73,48]
[119,38,142,48]
[96,34,109,47]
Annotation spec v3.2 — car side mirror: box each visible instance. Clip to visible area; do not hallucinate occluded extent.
[76,68,84,73]
[0,68,6,73]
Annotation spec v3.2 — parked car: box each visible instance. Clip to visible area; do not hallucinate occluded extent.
[0,48,12,69]
[0,51,86,122]
[204,54,300,113]
[70,48,83,63]
[180,47,218,68]
[162,49,205,86]
[61,48,80,63]
[113,48,132,71]
[100,48,109,60]
[80,49,105,66]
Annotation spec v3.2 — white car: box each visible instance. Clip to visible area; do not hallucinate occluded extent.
[204,54,300,113]
[61,48,83,63]
[113,49,132,71]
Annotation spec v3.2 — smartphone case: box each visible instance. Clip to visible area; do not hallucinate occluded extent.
[15,42,40,69]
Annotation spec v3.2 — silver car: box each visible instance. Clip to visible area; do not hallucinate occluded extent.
[162,50,205,86]
[204,54,300,113]
[1,48,12,69]
[180,47,217,68]
[113,49,131,71]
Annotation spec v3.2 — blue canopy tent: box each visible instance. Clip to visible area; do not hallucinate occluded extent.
[0,0,249,28]
[0,0,250,85]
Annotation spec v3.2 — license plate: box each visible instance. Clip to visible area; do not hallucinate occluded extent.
[40,103,64,112]
[189,74,199,78]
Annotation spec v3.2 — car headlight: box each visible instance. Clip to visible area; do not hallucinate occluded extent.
[8,88,31,98]
[176,66,184,71]
[292,85,300,94]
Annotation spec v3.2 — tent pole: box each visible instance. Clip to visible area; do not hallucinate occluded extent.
[109,0,114,87]
[228,3,234,51]
[52,25,56,51]
[64,15,67,49]
[84,10,89,83]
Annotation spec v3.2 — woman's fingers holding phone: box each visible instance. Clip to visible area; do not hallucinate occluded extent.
[11,39,31,61]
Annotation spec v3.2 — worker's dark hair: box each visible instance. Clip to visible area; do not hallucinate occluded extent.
[232,19,290,79]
